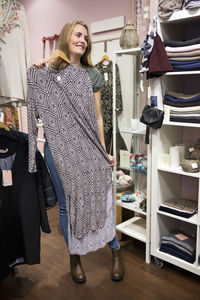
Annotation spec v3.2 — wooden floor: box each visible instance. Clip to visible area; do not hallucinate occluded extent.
[1,206,200,300]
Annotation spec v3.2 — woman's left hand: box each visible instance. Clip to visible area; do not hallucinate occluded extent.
[108,154,117,167]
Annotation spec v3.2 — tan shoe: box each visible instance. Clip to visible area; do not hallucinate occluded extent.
[70,255,86,283]
[111,248,124,281]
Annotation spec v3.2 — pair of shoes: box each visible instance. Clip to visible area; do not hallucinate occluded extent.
[111,248,125,281]
[70,255,86,283]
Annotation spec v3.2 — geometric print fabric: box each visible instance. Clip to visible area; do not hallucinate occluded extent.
[27,64,116,253]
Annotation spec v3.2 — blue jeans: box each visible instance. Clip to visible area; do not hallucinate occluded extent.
[44,142,119,250]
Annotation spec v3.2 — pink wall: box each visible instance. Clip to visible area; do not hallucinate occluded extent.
[19,0,132,61]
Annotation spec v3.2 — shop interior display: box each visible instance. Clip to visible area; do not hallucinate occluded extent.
[113,47,151,263]
[150,9,200,275]
[2,0,200,286]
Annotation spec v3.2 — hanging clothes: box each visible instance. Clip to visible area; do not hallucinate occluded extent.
[95,61,123,153]
[27,64,116,255]
[0,129,51,280]
[0,0,31,108]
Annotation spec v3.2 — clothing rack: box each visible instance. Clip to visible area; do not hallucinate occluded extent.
[42,34,59,59]
[42,34,59,43]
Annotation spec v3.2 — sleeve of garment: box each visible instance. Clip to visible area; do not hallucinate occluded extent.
[36,150,57,208]
[115,63,123,111]
[87,67,104,92]
[93,68,104,92]
[26,67,39,173]
[36,169,51,233]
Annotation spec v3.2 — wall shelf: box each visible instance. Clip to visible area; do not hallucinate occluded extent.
[116,217,146,243]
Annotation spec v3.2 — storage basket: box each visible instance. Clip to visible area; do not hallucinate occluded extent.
[119,20,139,49]
[181,159,200,173]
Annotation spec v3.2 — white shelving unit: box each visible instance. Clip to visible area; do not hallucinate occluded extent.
[113,48,151,263]
[150,10,200,275]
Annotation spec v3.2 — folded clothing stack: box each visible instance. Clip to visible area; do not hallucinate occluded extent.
[183,0,200,9]
[164,37,200,70]
[159,197,198,218]
[164,104,200,123]
[163,91,200,108]
[160,231,196,263]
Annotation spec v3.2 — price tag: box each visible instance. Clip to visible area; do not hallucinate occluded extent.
[2,170,13,187]
[175,233,188,241]
[164,105,170,122]
[191,162,198,169]
[104,72,108,81]
[0,148,8,153]
[140,79,144,92]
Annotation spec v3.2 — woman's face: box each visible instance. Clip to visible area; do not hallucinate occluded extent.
[69,24,88,60]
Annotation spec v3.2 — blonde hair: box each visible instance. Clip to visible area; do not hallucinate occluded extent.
[51,21,93,70]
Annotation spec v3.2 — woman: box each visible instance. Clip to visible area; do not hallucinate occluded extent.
[28,21,124,283]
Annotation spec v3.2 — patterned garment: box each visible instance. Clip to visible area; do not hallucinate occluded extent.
[27,64,116,253]
[183,0,200,9]
[140,30,154,73]
[95,61,122,134]
[0,0,21,42]
[0,0,30,106]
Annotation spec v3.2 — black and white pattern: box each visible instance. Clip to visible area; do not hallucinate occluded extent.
[27,64,116,253]
[183,0,200,9]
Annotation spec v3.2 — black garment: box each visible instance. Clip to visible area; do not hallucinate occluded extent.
[159,206,196,218]
[160,245,195,263]
[159,231,196,263]
[170,116,200,123]
[0,130,50,280]
[12,130,57,208]
[164,99,200,107]
[164,36,200,47]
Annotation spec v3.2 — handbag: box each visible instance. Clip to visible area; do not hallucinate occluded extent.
[140,104,164,144]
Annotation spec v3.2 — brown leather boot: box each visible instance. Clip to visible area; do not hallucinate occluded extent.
[70,255,86,283]
[111,248,124,281]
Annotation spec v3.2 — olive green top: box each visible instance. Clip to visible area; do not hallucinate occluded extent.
[84,66,103,92]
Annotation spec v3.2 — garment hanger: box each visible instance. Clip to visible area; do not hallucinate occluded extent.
[0,128,18,141]
[45,49,71,64]
[98,41,111,64]
[99,54,111,64]
[0,121,10,131]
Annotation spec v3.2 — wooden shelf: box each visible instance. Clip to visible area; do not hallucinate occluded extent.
[155,249,199,274]
[165,71,200,76]
[115,47,141,56]
[163,121,200,128]
[119,128,146,135]
[157,166,200,178]
[157,209,198,225]
[116,216,146,243]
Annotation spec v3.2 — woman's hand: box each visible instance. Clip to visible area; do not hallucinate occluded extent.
[108,154,117,167]
[33,58,46,68]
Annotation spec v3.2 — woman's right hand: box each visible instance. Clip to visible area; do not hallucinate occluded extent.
[33,58,46,68]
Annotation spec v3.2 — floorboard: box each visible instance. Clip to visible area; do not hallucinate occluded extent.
[1,206,200,300]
